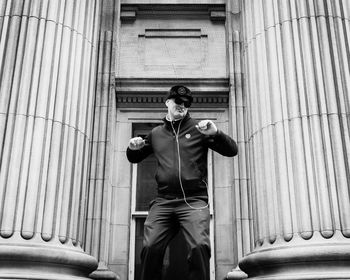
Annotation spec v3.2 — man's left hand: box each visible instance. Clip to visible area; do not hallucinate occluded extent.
[196,120,218,135]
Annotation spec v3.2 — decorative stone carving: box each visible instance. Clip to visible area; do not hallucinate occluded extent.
[115,78,229,108]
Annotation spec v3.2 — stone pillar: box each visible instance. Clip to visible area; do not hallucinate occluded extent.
[0,0,100,278]
[86,1,120,279]
[226,0,250,279]
[239,0,350,279]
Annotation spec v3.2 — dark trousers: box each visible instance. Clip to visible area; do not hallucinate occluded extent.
[140,197,211,280]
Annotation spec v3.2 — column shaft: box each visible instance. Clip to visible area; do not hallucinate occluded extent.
[240,0,350,278]
[0,0,100,278]
[226,1,251,279]
[85,0,120,279]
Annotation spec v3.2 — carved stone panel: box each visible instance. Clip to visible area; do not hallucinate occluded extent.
[117,4,227,79]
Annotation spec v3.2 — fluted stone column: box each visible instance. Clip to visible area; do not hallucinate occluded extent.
[0,0,100,278]
[240,0,350,279]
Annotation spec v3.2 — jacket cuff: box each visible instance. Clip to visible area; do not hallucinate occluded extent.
[209,129,221,138]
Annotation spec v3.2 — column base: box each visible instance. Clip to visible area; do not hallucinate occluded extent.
[239,232,350,279]
[89,262,120,280]
[226,266,248,279]
[0,236,98,279]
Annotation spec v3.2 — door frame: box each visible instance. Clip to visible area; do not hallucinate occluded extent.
[114,107,230,280]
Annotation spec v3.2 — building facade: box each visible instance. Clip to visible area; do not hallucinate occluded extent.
[0,0,350,279]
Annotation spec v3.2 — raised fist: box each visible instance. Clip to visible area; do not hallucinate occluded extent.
[195,120,218,136]
[129,137,145,150]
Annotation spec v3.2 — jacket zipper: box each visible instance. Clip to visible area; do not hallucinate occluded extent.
[170,119,183,188]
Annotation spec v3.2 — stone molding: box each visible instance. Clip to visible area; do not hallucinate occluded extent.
[120,3,226,22]
[0,237,97,279]
[115,78,230,108]
[239,232,350,279]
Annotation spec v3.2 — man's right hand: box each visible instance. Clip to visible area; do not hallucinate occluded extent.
[129,137,145,150]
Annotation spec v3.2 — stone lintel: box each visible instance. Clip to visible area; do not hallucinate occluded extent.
[115,78,230,108]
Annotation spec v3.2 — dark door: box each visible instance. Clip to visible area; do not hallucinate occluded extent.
[132,123,189,280]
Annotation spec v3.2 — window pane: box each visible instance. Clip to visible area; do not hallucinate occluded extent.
[134,218,146,280]
[136,154,158,211]
[133,123,160,211]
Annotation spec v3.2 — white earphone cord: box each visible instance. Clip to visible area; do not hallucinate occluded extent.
[171,121,209,210]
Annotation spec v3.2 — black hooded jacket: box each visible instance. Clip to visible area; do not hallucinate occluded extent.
[126,114,238,198]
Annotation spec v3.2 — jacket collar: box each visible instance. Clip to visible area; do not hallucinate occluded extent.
[163,113,190,128]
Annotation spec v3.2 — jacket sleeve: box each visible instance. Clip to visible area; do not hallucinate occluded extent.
[206,130,238,157]
[126,132,154,163]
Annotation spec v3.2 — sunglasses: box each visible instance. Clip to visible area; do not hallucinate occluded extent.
[174,97,191,108]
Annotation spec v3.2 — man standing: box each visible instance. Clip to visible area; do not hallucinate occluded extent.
[126,85,238,280]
